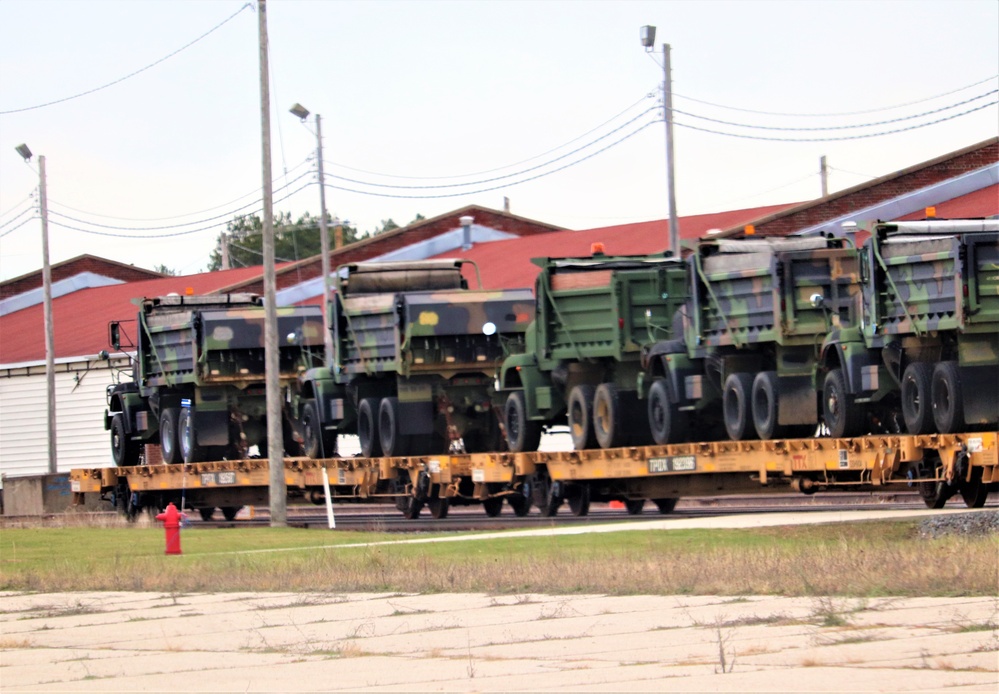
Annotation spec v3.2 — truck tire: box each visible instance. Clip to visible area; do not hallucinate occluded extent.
[931,361,964,434]
[160,408,181,464]
[593,383,626,449]
[751,371,783,440]
[179,408,206,464]
[357,398,382,458]
[901,362,935,435]
[722,373,757,441]
[379,397,411,457]
[822,368,864,438]
[567,384,598,450]
[302,399,336,459]
[110,412,140,466]
[504,391,542,453]
[648,379,686,445]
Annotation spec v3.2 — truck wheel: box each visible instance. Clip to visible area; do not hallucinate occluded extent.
[110,413,140,466]
[822,369,864,438]
[179,408,205,464]
[648,379,686,445]
[593,383,625,449]
[751,371,784,440]
[504,391,542,452]
[567,384,598,450]
[160,408,181,464]
[901,362,935,435]
[931,361,964,434]
[302,399,336,459]
[722,373,757,441]
[378,397,411,457]
[357,398,382,458]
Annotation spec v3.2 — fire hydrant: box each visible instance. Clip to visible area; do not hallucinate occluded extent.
[155,503,187,555]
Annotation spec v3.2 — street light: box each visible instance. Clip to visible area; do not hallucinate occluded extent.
[290,102,333,364]
[15,143,57,474]
[640,25,680,255]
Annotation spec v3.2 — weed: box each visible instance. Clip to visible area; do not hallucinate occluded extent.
[0,637,33,649]
[713,627,735,674]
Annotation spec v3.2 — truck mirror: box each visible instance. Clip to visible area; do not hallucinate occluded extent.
[109,322,121,350]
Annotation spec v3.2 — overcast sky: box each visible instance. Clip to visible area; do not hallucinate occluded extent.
[1,0,996,280]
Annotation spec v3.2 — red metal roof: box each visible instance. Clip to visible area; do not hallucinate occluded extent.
[0,266,273,364]
[897,183,999,221]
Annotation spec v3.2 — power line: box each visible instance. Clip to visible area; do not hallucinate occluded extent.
[322,120,658,199]
[0,214,39,239]
[46,156,312,222]
[0,3,253,115]
[330,93,657,181]
[675,99,998,142]
[673,89,997,132]
[674,74,999,118]
[0,192,36,221]
[0,205,37,232]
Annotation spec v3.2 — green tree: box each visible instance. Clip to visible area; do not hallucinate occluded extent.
[153,263,177,276]
[208,212,362,271]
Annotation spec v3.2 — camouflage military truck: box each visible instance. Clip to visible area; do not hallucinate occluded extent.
[104,294,325,465]
[644,235,860,443]
[297,260,534,460]
[499,249,688,452]
[817,219,999,437]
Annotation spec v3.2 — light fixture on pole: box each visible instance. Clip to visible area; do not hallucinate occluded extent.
[290,102,334,365]
[15,143,57,474]
[640,25,680,255]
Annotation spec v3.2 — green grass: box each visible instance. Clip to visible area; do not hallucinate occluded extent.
[0,519,995,597]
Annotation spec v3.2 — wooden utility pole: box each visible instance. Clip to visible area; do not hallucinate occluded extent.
[820,156,829,197]
[40,155,56,474]
[258,0,286,526]
[662,43,680,255]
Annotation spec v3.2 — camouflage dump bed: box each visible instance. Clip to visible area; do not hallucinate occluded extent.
[693,237,858,349]
[138,294,324,388]
[871,224,999,335]
[537,254,686,361]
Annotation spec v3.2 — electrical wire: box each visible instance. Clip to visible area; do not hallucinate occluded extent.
[46,169,313,232]
[0,193,36,221]
[0,205,37,232]
[673,89,997,132]
[46,156,312,222]
[321,120,658,199]
[674,73,999,118]
[0,214,39,239]
[0,3,253,115]
[675,99,997,142]
[330,93,657,181]
[324,106,659,191]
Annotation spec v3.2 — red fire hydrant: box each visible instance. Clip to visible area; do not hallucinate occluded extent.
[155,503,187,555]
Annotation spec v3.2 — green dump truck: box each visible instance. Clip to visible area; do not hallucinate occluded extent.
[647,235,861,443]
[104,294,325,465]
[297,260,534,459]
[817,219,999,437]
[499,250,688,451]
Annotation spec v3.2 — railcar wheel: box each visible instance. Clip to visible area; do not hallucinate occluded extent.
[653,498,679,514]
[625,499,645,515]
[567,485,590,517]
[482,497,504,517]
[751,371,784,440]
[508,494,531,517]
[567,384,598,450]
[378,397,410,457]
[593,383,626,449]
[532,472,562,517]
[918,481,951,509]
[722,373,757,441]
[428,497,450,519]
[931,361,965,434]
[401,497,424,519]
[960,467,989,509]
[179,408,206,464]
[357,398,382,458]
[159,408,182,464]
[221,506,241,521]
[504,390,542,453]
[901,362,935,435]
[822,369,864,438]
[198,507,215,521]
[110,413,140,466]
[302,399,336,459]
